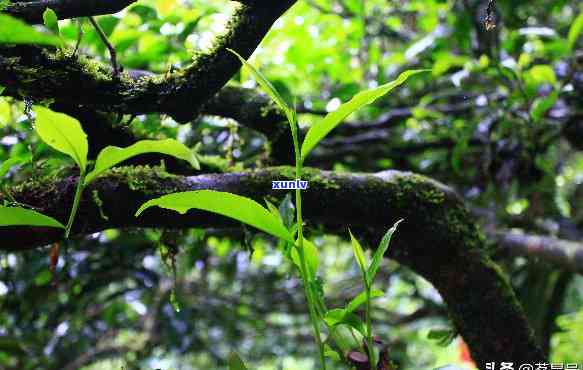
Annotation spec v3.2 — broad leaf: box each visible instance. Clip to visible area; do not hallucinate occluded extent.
[34,106,88,172]
[85,139,199,184]
[568,10,583,51]
[0,206,64,228]
[301,69,428,159]
[0,155,31,179]
[228,352,248,370]
[290,237,319,279]
[135,190,294,242]
[367,219,402,286]
[349,229,367,279]
[42,8,60,36]
[346,289,384,313]
[227,48,295,125]
[0,14,62,46]
[324,310,366,337]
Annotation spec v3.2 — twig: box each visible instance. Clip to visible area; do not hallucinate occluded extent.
[88,16,119,78]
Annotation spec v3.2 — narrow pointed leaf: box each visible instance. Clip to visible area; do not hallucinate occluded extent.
[228,352,248,370]
[349,229,367,279]
[85,139,199,184]
[568,10,583,51]
[301,69,429,159]
[0,14,62,46]
[367,219,402,286]
[0,155,31,179]
[34,106,88,172]
[135,190,294,242]
[227,48,295,124]
[346,289,384,313]
[0,206,64,228]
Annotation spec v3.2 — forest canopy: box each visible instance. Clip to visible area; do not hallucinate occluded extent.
[0,0,582,369]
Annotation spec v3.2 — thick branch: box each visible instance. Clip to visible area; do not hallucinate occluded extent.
[3,0,136,23]
[0,166,544,364]
[0,2,296,122]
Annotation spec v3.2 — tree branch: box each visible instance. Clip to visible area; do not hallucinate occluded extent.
[0,1,297,123]
[0,166,544,364]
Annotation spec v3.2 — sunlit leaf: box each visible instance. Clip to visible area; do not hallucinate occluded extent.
[135,190,294,242]
[0,206,64,228]
[42,8,60,36]
[346,289,384,313]
[34,106,88,172]
[568,10,583,51]
[0,13,61,46]
[367,219,402,286]
[301,69,429,159]
[290,237,319,279]
[85,139,199,184]
[349,229,367,279]
[227,48,295,125]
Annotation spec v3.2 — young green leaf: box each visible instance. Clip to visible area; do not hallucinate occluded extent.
[135,190,294,243]
[228,352,248,370]
[85,139,199,184]
[0,14,62,46]
[349,229,367,279]
[301,69,429,159]
[227,48,295,124]
[34,106,88,172]
[0,85,5,95]
[568,10,583,51]
[367,219,402,286]
[346,289,384,313]
[290,237,319,279]
[0,155,31,179]
[42,8,60,36]
[0,206,65,228]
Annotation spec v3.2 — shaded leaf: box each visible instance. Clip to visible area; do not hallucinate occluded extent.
[346,289,384,313]
[0,206,64,228]
[228,352,248,370]
[568,10,583,51]
[135,190,294,242]
[85,139,199,184]
[0,155,31,179]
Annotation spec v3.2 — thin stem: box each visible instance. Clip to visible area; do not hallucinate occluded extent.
[65,171,85,238]
[291,114,326,370]
[88,16,119,77]
[365,284,375,368]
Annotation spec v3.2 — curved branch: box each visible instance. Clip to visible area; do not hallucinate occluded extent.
[0,166,544,364]
[0,2,297,123]
[3,0,136,24]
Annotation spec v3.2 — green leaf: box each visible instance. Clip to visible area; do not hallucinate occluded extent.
[346,289,384,313]
[367,219,402,286]
[568,10,583,51]
[0,85,5,95]
[135,190,294,242]
[329,324,362,353]
[349,229,367,279]
[530,90,558,123]
[227,48,295,125]
[290,237,319,279]
[42,8,60,36]
[0,155,31,179]
[323,309,366,336]
[34,106,88,172]
[228,352,248,370]
[0,206,65,228]
[0,13,62,46]
[85,139,199,184]
[301,69,429,159]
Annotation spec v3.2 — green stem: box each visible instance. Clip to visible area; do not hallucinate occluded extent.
[365,285,375,369]
[65,171,85,238]
[291,115,326,370]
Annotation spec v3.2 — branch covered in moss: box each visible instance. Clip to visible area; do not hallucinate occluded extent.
[0,166,544,364]
[0,1,296,122]
[2,0,136,23]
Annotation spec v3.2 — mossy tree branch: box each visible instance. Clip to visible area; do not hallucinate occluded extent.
[0,2,297,123]
[0,166,544,364]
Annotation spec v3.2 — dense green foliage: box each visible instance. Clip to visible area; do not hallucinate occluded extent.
[1,0,582,369]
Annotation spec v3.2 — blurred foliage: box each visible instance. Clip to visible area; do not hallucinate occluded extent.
[1,0,583,368]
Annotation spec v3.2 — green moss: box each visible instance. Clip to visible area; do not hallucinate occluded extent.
[105,166,184,195]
